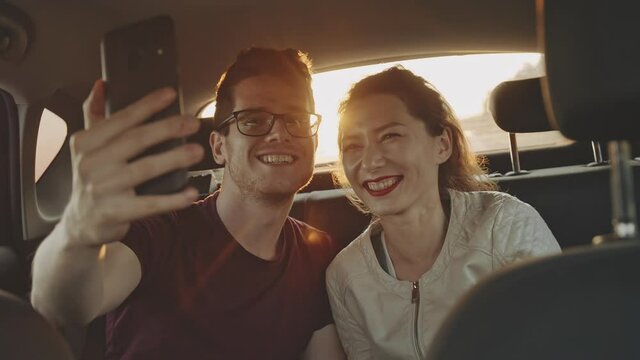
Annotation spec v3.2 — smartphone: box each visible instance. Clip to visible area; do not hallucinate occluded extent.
[100,16,187,195]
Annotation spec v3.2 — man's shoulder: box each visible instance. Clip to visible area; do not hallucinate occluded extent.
[286,217,341,261]
[287,217,334,245]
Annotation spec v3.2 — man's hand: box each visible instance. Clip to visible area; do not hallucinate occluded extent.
[31,81,205,326]
[63,80,203,248]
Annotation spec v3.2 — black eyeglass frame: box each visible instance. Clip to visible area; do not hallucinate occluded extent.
[213,109,322,138]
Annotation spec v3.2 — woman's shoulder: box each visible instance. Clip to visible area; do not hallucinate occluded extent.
[449,189,530,223]
[456,189,550,227]
[447,190,539,247]
[463,190,540,220]
[451,189,524,209]
[449,189,560,258]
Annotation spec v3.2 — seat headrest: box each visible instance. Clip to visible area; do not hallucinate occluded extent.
[540,0,640,141]
[490,77,553,133]
[0,290,74,359]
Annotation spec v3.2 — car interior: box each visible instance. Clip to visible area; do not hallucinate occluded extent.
[1,0,639,358]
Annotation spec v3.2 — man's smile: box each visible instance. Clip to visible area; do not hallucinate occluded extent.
[258,154,296,165]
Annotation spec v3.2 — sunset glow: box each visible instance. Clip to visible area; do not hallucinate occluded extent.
[311,53,546,164]
[199,53,569,166]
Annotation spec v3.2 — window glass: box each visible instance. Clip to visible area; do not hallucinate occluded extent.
[312,53,570,164]
[35,109,67,182]
[199,53,572,166]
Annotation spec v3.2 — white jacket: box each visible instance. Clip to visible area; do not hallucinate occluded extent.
[326,190,561,360]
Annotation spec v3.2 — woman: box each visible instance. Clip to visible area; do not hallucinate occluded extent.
[326,67,561,359]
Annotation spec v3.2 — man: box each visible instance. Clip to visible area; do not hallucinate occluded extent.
[31,48,345,359]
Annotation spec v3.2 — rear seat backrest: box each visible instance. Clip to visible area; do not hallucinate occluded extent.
[293,189,371,250]
[294,164,640,251]
[496,164,640,248]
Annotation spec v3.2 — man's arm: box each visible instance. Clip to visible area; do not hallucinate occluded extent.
[302,324,346,360]
[31,80,203,327]
[31,231,141,326]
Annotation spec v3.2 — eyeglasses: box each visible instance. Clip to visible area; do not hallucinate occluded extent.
[214,109,321,138]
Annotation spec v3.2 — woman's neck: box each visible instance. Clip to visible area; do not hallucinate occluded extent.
[380,194,450,281]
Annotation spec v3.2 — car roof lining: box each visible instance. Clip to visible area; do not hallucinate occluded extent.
[1,0,538,115]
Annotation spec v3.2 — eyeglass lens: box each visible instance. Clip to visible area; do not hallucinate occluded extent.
[236,111,318,137]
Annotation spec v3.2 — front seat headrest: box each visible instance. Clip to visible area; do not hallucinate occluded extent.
[0,290,74,359]
[540,0,640,141]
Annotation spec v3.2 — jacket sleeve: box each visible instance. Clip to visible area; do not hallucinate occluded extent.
[492,198,562,267]
[326,262,374,360]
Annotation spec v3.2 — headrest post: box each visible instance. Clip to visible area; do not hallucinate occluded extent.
[508,133,519,172]
[587,141,606,167]
[609,140,637,240]
[505,133,529,176]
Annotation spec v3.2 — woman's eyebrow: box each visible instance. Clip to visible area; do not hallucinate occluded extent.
[340,134,359,144]
[342,121,405,141]
[373,121,406,134]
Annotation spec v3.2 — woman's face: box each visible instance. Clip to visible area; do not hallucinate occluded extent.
[340,94,452,217]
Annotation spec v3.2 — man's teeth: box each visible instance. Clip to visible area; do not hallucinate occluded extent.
[259,154,294,164]
[366,178,399,191]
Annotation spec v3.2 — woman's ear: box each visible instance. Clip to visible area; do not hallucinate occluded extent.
[435,127,453,165]
[211,131,226,166]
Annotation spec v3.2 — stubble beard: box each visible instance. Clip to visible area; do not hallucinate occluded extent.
[225,160,312,206]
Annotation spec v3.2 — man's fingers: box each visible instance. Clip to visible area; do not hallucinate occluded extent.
[132,187,199,219]
[75,87,177,154]
[104,188,199,224]
[115,87,177,129]
[89,115,201,166]
[91,143,204,194]
[83,80,107,128]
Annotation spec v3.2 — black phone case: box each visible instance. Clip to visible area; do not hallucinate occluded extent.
[101,16,187,195]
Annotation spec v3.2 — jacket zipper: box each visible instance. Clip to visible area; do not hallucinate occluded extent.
[412,281,425,359]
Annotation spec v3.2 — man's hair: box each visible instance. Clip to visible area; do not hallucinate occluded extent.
[334,66,496,213]
[211,47,314,135]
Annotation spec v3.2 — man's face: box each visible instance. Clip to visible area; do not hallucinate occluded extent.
[211,75,317,201]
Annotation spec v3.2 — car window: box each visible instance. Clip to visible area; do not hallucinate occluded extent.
[198,53,573,166]
[311,53,571,165]
[35,109,67,182]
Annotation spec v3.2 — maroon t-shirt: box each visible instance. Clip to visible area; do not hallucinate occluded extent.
[105,192,339,360]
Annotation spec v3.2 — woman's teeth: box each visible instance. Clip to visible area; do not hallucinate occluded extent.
[365,177,399,191]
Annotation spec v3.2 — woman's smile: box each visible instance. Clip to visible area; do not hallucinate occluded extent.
[362,175,403,196]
